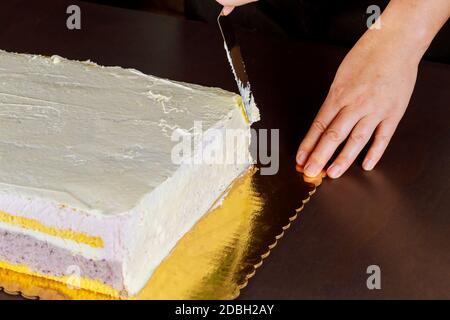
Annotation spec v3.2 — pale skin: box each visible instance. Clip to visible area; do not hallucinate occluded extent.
[216,0,450,178]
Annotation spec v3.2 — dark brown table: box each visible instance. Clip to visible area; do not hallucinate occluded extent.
[0,0,449,299]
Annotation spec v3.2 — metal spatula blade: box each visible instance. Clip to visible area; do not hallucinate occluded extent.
[217,12,255,123]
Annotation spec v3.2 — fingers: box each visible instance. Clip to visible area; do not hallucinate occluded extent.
[303,109,361,177]
[296,94,340,166]
[327,116,379,178]
[297,83,401,178]
[222,6,235,15]
[362,119,397,171]
[301,116,397,178]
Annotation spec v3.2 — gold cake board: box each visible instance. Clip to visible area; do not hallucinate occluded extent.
[0,166,323,300]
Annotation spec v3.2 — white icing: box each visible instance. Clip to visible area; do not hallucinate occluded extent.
[0,50,250,214]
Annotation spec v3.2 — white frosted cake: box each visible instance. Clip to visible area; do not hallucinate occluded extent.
[0,50,259,297]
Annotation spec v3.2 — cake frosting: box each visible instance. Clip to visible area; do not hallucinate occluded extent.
[0,50,259,296]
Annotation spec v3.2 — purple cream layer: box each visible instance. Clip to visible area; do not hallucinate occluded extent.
[0,228,124,293]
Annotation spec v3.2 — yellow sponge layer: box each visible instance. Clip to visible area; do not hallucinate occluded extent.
[0,260,122,299]
[0,210,104,248]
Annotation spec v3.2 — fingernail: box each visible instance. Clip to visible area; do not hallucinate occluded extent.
[327,164,342,178]
[363,159,375,171]
[296,151,308,165]
[304,162,320,177]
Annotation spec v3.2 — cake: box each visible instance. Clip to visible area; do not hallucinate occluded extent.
[0,50,259,297]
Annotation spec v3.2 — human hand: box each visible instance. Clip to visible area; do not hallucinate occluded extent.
[296,27,421,179]
[216,0,258,15]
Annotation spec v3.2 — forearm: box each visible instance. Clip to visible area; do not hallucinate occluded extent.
[372,0,450,62]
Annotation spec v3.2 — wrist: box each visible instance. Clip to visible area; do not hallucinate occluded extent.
[363,17,430,67]
[373,0,448,64]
